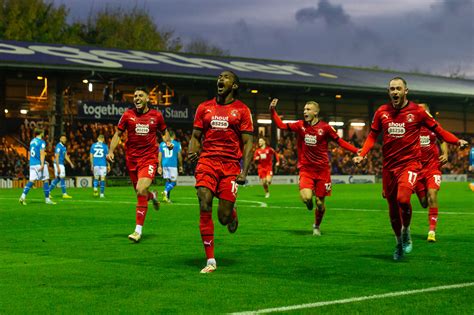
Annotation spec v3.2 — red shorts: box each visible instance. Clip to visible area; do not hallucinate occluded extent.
[126,156,158,189]
[415,167,442,193]
[382,162,421,197]
[299,168,332,197]
[195,158,241,203]
[258,167,273,179]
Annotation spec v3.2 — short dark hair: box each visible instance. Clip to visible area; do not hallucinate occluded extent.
[228,71,240,86]
[135,86,149,94]
[227,71,240,97]
[390,76,407,87]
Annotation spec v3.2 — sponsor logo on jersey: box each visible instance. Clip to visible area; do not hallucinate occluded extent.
[135,123,150,135]
[304,134,318,145]
[210,116,229,129]
[388,122,406,136]
[420,135,431,146]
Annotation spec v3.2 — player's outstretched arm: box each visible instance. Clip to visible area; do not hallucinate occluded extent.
[188,128,202,163]
[353,131,378,165]
[269,98,289,130]
[107,129,123,162]
[236,133,254,185]
[337,138,359,154]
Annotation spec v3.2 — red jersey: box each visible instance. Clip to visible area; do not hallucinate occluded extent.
[287,120,340,172]
[370,101,438,170]
[117,108,167,160]
[254,147,279,170]
[193,98,253,162]
[420,127,440,169]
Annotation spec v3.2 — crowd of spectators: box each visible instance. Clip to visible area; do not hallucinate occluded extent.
[2,121,473,179]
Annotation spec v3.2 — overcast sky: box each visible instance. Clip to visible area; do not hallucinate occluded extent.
[54,0,474,78]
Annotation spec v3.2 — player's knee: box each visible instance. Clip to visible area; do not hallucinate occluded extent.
[397,196,411,208]
[136,186,148,196]
[315,200,325,211]
[420,197,428,208]
[217,212,231,225]
[301,195,313,204]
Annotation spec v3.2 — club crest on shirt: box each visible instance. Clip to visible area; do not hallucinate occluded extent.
[388,122,406,136]
[231,109,239,117]
[150,118,155,124]
[210,115,229,129]
[420,135,431,146]
[318,129,324,136]
[304,134,318,146]
[135,123,150,135]
[406,114,415,123]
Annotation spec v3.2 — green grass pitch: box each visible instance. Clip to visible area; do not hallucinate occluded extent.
[0,183,473,314]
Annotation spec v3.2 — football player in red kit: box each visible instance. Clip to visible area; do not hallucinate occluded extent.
[354,77,468,260]
[414,103,448,243]
[107,87,171,243]
[188,71,254,273]
[254,138,280,198]
[270,98,359,236]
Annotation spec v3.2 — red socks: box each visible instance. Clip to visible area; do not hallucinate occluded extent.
[200,211,214,259]
[398,187,413,228]
[136,194,148,226]
[315,206,326,227]
[429,207,438,231]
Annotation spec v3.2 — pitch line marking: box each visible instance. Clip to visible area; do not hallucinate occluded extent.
[230,282,474,315]
[0,197,472,214]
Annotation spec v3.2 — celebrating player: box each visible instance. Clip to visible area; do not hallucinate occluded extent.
[188,70,254,273]
[158,130,183,203]
[353,77,468,260]
[107,87,171,243]
[270,98,359,236]
[90,134,110,198]
[49,134,74,198]
[19,128,55,205]
[253,137,280,198]
[414,104,448,242]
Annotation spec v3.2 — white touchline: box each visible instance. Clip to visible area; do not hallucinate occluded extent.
[230,282,474,315]
[1,197,473,215]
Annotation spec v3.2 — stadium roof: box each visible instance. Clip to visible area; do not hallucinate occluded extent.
[1,40,473,98]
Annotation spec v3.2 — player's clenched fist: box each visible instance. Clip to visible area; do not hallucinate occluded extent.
[106,152,114,163]
[269,98,279,110]
[352,155,364,165]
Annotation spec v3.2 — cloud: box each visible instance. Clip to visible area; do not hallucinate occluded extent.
[54,0,474,78]
[295,0,350,26]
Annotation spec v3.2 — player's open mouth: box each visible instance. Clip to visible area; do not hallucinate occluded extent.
[217,82,225,93]
[392,96,399,102]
